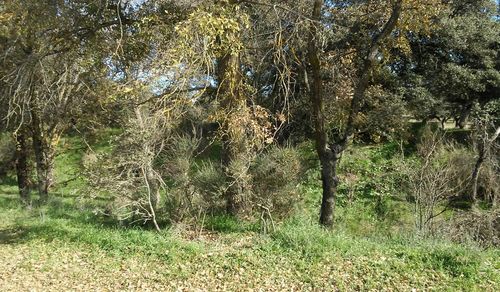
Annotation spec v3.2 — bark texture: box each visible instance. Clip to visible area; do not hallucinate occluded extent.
[307,0,338,227]
[31,110,54,202]
[217,53,250,216]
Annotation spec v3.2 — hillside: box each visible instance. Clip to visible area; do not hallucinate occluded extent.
[0,136,498,291]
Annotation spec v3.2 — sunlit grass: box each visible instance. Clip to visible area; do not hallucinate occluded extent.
[0,136,498,290]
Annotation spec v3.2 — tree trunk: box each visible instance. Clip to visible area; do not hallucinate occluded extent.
[318,150,339,226]
[456,103,472,129]
[471,147,484,204]
[307,0,338,227]
[222,135,247,216]
[308,0,403,227]
[14,129,31,205]
[471,126,500,205]
[217,53,249,216]
[31,110,54,203]
[439,117,447,129]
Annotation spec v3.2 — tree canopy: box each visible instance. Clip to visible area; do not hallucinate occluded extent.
[1,0,498,229]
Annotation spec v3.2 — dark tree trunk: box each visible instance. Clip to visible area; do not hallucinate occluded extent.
[14,129,31,205]
[217,53,249,216]
[456,103,472,129]
[30,110,53,203]
[307,0,338,227]
[318,149,339,226]
[439,117,447,129]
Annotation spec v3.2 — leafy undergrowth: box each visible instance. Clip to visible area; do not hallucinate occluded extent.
[1,190,499,291]
[1,137,498,290]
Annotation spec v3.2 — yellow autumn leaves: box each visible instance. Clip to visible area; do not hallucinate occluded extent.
[173,3,250,64]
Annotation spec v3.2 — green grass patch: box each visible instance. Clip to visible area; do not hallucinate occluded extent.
[0,136,498,290]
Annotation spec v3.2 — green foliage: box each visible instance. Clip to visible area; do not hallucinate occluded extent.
[270,215,344,259]
[0,133,15,179]
[358,85,408,142]
[250,146,304,219]
[269,214,497,286]
[202,214,258,233]
[0,195,201,260]
[171,0,249,68]
[443,128,471,145]
[398,0,500,123]
[1,143,499,290]
[337,144,406,207]
[1,0,499,289]
[191,161,226,210]
[162,136,226,221]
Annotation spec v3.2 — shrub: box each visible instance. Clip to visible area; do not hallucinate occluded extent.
[338,145,405,203]
[444,128,471,146]
[0,133,15,178]
[442,209,500,247]
[191,161,226,212]
[83,109,177,230]
[335,144,409,233]
[250,146,304,219]
[403,129,466,235]
[161,135,229,222]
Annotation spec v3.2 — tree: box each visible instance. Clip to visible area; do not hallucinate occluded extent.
[470,101,500,206]
[307,0,404,227]
[0,0,141,202]
[305,0,447,227]
[398,0,500,128]
[171,1,281,217]
[13,129,30,204]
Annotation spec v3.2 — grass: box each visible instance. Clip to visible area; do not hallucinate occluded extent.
[1,190,499,290]
[0,135,499,290]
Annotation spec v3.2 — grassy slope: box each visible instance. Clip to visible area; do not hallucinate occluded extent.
[0,136,499,291]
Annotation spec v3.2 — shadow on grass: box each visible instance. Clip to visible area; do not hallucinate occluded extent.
[0,228,27,244]
[1,217,201,262]
[0,176,17,186]
[0,191,202,258]
[1,190,125,238]
[203,214,259,233]
[0,194,20,208]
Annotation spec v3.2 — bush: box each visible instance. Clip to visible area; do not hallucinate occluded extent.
[444,128,471,146]
[442,209,500,247]
[0,133,15,178]
[403,129,465,235]
[250,146,304,219]
[191,161,226,212]
[334,144,409,234]
[338,144,405,203]
[83,109,177,230]
[161,135,198,212]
